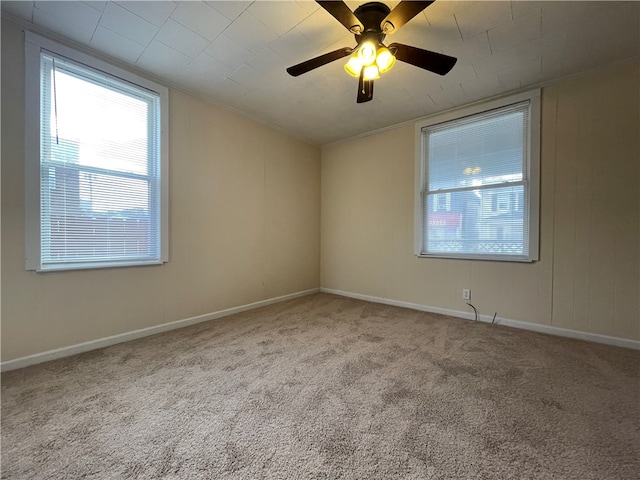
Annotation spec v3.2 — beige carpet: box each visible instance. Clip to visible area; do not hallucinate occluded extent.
[2,293,639,479]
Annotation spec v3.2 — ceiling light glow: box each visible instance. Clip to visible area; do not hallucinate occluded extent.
[344,43,396,81]
[376,47,396,73]
[344,55,363,77]
[363,64,380,80]
[358,41,377,66]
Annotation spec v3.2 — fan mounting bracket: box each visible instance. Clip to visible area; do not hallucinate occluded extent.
[353,2,391,45]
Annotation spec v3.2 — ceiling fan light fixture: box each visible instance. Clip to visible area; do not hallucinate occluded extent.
[358,41,378,66]
[286,1,458,103]
[375,46,396,73]
[344,54,363,77]
[363,64,380,80]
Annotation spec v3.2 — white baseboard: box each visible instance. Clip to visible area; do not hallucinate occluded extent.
[1,288,320,372]
[4,286,636,372]
[321,288,640,351]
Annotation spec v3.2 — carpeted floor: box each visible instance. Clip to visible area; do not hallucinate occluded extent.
[2,293,639,479]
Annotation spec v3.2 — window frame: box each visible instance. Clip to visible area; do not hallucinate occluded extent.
[414,89,541,262]
[24,32,169,272]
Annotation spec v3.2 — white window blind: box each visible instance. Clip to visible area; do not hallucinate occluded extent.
[417,97,538,262]
[25,33,168,271]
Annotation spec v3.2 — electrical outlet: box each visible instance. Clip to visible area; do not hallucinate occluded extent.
[462,288,471,300]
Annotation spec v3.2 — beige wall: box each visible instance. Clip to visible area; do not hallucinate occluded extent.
[322,60,639,341]
[1,20,321,361]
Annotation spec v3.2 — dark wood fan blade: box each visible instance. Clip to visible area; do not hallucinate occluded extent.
[286,47,353,77]
[357,69,374,103]
[389,43,457,75]
[381,1,434,34]
[316,1,364,34]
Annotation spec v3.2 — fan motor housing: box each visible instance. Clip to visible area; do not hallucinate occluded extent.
[353,2,391,44]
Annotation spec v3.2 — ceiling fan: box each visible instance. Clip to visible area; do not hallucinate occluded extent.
[286,1,457,103]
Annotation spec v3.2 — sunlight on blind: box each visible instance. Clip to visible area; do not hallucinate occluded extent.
[40,52,161,267]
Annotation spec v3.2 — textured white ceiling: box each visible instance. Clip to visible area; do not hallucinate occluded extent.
[2,1,639,145]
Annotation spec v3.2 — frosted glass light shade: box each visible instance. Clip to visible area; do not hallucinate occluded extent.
[363,64,380,80]
[376,47,396,73]
[344,55,363,77]
[358,41,377,66]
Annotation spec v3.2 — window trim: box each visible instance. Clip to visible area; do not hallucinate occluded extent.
[414,89,541,262]
[24,31,169,272]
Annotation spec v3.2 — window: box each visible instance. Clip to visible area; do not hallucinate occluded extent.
[415,90,540,262]
[25,33,168,271]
